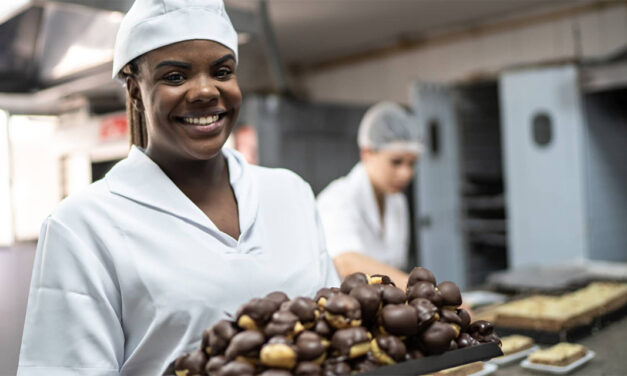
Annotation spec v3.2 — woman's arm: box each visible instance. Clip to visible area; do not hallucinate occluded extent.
[18,217,123,375]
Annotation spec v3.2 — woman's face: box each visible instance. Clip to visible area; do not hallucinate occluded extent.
[362,149,418,194]
[128,39,242,161]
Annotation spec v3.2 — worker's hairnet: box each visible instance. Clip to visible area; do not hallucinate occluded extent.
[357,102,422,154]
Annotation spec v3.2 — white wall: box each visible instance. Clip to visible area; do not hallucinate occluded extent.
[299,3,627,105]
[6,111,129,243]
[0,110,13,246]
[9,116,61,241]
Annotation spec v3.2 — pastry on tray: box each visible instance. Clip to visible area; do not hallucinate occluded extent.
[499,334,534,356]
[493,282,627,331]
[528,342,587,367]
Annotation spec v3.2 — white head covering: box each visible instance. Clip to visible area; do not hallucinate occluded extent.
[112,0,238,80]
[357,102,423,154]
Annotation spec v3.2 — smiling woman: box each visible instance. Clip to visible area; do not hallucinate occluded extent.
[16,0,340,375]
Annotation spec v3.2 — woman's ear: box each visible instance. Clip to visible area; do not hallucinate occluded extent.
[126,76,144,112]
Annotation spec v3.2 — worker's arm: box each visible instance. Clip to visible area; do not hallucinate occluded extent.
[333,252,409,290]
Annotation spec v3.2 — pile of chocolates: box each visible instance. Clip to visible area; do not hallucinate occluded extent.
[172,267,500,376]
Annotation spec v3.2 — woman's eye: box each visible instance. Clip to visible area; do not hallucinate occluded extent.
[164,72,184,82]
[215,67,233,78]
[391,159,403,166]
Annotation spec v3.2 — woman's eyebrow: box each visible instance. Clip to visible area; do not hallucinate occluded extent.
[154,60,191,70]
[211,54,235,67]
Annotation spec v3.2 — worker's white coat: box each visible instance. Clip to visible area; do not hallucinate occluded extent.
[316,162,409,269]
[18,146,340,376]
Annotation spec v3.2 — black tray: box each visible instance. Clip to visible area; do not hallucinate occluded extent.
[163,342,503,376]
[495,301,627,344]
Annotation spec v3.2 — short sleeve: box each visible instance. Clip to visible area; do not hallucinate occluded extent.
[316,197,364,259]
[18,217,124,376]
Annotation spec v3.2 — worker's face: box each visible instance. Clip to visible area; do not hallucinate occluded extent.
[127,40,242,161]
[362,149,418,194]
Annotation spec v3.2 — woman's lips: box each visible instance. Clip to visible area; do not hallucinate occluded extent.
[177,112,227,136]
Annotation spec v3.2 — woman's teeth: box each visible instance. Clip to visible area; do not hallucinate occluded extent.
[182,114,220,125]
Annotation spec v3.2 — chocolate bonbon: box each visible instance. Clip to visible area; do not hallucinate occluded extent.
[169,267,498,375]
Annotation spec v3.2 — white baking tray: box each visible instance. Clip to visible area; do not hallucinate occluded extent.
[520,350,595,374]
[470,362,498,376]
[488,345,539,366]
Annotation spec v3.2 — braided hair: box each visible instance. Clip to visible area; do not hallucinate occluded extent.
[119,58,148,148]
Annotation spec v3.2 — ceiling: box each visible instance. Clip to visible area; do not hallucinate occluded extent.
[227,0,595,68]
[0,0,599,113]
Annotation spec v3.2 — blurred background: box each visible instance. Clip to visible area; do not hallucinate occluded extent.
[0,0,626,374]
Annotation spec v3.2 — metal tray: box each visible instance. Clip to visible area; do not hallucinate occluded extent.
[163,342,503,376]
[495,302,627,344]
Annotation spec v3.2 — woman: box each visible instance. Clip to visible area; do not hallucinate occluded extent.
[317,102,420,289]
[17,0,339,374]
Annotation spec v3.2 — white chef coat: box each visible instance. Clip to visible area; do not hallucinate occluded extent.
[18,146,340,376]
[316,162,409,270]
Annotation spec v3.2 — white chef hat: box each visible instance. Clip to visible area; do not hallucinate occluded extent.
[357,102,423,154]
[112,0,238,81]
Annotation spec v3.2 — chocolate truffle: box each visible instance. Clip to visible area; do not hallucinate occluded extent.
[282,297,320,328]
[323,293,362,329]
[313,318,333,339]
[408,298,439,330]
[457,308,471,331]
[370,334,407,364]
[206,319,239,355]
[266,291,290,306]
[468,320,500,345]
[295,331,326,362]
[205,355,226,375]
[440,309,462,337]
[294,361,322,376]
[368,274,395,286]
[380,304,419,336]
[322,358,351,376]
[258,370,292,376]
[330,327,371,358]
[406,281,443,306]
[264,310,304,338]
[456,332,480,348]
[174,349,207,376]
[378,284,407,305]
[340,272,369,294]
[349,284,381,326]
[216,360,254,376]
[419,321,458,355]
[224,330,265,361]
[314,287,340,308]
[407,267,436,289]
[437,281,462,308]
[236,297,280,330]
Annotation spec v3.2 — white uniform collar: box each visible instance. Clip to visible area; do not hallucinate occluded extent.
[105,145,258,242]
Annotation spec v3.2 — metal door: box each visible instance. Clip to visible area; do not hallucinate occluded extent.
[410,83,467,289]
[499,65,588,268]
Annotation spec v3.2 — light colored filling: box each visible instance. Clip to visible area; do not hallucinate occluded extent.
[349,342,371,358]
[260,343,297,369]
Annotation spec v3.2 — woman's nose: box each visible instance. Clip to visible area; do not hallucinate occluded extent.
[186,75,218,103]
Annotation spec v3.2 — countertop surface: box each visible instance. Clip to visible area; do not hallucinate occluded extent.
[488,315,627,376]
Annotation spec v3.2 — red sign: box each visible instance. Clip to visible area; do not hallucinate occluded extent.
[99,114,128,141]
